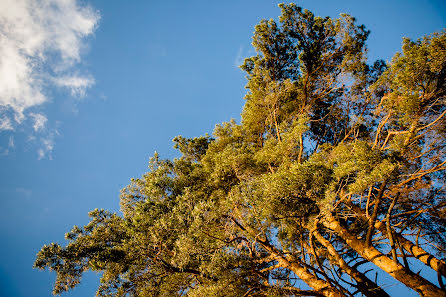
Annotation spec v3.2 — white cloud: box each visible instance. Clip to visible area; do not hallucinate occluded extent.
[234,45,256,69]
[0,117,13,131]
[53,74,95,97]
[30,112,47,132]
[0,0,100,130]
[8,136,14,148]
[234,46,244,67]
[0,135,15,156]
[37,131,56,160]
[16,187,32,199]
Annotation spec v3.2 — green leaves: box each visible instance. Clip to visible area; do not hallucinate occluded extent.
[374,31,446,124]
[34,211,128,295]
[241,3,370,148]
[36,4,446,297]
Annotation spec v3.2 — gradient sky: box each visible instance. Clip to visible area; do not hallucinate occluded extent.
[0,1,445,296]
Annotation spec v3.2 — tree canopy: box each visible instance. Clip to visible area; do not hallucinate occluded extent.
[35,3,446,297]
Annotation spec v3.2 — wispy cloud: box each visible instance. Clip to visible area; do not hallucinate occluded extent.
[0,117,13,131]
[30,113,47,132]
[16,187,32,200]
[234,45,255,68]
[8,136,14,148]
[0,135,16,156]
[53,74,95,97]
[0,0,100,157]
[234,46,245,68]
[37,130,57,160]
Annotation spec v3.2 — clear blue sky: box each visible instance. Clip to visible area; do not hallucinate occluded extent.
[0,1,444,296]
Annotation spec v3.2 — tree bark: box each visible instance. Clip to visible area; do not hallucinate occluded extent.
[313,230,390,297]
[229,213,345,297]
[351,203,446,278]
[262,244,346,297]
[375,220,446,277]
[323,214,446,297]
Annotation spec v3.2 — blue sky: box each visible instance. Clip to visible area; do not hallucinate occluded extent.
[0,1,444,296]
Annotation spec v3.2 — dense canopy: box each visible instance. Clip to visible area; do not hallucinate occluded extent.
[35,4,446,297]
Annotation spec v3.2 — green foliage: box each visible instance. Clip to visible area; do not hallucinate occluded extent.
[36,4,446,297]
[374,30,446,125]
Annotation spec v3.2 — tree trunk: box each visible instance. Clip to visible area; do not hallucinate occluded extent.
[313,230,390,297]
[323,214,446,297]
[231,213,345,297]
[263,245,346,297]
[351,203,446,278]
[375,220,446,277]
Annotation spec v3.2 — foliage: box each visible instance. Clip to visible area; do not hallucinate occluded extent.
[35,4,446,297]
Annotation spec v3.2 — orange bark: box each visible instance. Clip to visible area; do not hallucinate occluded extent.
[323,215,446,297]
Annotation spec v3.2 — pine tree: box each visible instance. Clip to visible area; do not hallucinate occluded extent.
[35,4,446,296]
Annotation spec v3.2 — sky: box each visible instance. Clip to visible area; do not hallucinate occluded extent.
[0,0,445,296]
